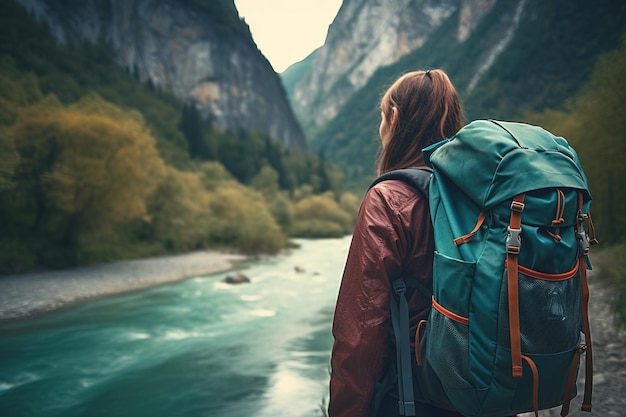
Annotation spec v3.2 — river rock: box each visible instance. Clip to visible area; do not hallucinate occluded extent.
[222,273,250,284]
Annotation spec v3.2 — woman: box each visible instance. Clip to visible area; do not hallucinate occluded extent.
[328,69,465,417]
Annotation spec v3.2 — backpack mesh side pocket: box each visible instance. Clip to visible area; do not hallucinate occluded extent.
[497,262,583,353]
[427,301,472,391]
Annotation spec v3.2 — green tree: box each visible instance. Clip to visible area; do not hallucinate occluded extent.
[266,193,294,231]
[217,130,264,183]
[339,192,361,227]
[251,165,280,197]
[290,193,352,237]
[0,128,20,242]
[568,41,626,245]
[0,57,44,126]
[263,136,292,191]
[148,167,213,251]
[179,103,213,159]
[9,97,167,247]
[0,128,18,191]
[208,184,286,254]
[195,160,234,190]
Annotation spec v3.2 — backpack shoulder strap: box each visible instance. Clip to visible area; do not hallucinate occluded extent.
[389,278,416,416]
[368,167,433,416]
[368,167,432,198]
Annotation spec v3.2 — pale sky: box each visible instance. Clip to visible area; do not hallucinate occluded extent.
[234,0,343,73]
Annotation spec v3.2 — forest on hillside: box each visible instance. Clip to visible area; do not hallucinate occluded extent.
[0,2,360,273]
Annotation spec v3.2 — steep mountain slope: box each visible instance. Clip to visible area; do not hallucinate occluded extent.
[281,50,316,105]
[15,0,307,150]
[287,0,497,130]
[287,0,626,189]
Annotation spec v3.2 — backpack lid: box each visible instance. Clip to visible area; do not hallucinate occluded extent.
[423,119,592,209]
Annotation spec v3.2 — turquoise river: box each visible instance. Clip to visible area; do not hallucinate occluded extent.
[0,237,352,417]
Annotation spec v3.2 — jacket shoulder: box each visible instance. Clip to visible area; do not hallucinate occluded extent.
[369,168,431,198]
[368,179,427,213]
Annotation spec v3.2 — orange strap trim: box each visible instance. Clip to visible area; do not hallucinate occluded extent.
[560,346,583,417]
[504,259,580,281]
[521,355,539,417]
[415,320,427,366]
[507,194,525,378]
[432,296,469,325]
[546,228,562,242]
[454,212,486,246]
[551,189,566,226]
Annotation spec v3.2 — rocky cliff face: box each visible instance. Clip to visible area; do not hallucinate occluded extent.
[290,0,497,128]
[15,0,307,150]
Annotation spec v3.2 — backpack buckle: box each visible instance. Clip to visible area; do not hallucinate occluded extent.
[506,227,522,254]
[511,200,525,212]
[399,400,416,416]
[577,231,590,255]
[392,279,407,295]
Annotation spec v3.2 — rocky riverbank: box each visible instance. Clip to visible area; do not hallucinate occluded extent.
[0,250,246,321]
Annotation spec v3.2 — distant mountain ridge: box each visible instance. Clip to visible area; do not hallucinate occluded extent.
[15,0,307,150]
[281,51,317,106]
[286,0,497,130]
[283,0,626,189]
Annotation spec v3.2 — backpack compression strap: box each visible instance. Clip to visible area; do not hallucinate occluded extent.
[507,195,542,417]
[576,192,593,412]
[506,194,526,379]
[559,192,594,416]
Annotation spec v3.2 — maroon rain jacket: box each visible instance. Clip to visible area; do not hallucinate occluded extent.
[329,176,434,417]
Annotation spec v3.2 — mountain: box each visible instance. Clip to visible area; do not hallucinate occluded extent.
[14,0,307,150]
[284,0,626,189]
[289,0,480,129]
[280,50,316,106]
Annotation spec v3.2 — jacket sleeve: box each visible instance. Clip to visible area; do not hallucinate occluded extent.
[328,184,412,417]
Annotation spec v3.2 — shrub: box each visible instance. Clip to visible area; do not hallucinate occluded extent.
[290,193,352,237]
[147,167,213,252]
[208,184,287,254]
[289,219,346,238]
[266,193,294,231]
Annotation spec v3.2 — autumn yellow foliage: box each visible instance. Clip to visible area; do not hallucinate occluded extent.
[0,85,358,271]
[9,96,167,239]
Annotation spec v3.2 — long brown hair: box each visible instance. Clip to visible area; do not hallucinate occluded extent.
[376,69,464,175]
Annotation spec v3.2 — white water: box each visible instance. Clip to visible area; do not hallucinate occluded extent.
[0,237,352,417]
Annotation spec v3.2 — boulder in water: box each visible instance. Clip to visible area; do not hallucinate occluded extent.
[222,273,250,284]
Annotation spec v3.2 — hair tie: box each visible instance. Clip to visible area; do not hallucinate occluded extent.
[425,70,432,79]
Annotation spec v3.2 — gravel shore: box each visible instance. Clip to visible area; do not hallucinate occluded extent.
[0,251,247,321]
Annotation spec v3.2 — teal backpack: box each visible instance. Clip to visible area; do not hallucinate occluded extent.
[374,120,596,417]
